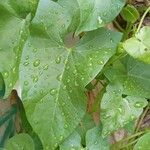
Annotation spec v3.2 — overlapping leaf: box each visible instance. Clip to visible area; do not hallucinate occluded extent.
[5,133,35,150]
[19,0,122,149]
[101,83,147,136]
[57,0,125,34]
[133,132,150,150]
[60,126,109,150]
[0,73,5,98]
[123,26,150,64]
[105,56,150,98]
[0,4,30,96]
[0,0,39,18]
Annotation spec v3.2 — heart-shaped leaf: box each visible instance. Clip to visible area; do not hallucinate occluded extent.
[101,83,147,136]
[20,0,122,148]
[123,26,150,64]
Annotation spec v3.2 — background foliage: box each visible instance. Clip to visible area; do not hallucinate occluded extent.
[0,0,150,150]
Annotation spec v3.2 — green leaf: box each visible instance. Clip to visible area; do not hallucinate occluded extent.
[57,0,125,34]
[20,28,121,149]
[76,113,95,145]
[5,134,35,150]
[20,0,122,148]
[0,0,39,18]
[105,56,150,98]
[123,26,150,64]
[0,73,5,98]
[120,4,139,23]
[133,132,150,150]
[0,6,31,96]
[60,126,109,150]
[86,127,109,150]
[59,131,83,150]
[101,83,147,136]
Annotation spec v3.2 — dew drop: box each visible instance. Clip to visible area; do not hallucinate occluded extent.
[67,79,70,83]
[9,82,13,88]
[73,69,77,75]
[24,81,29,86]
[61,24,65,28]
[75,81,79,87]
[118,107,123,114]
[63,85,66,90]
[95,141,98,145]
[98,16,103,24]
[50,89,57,96]
[134,102,144,108]
[33,76,38,83]
[3,71,9,79]
[12,67,16,74]
[81,77,84,81]
[25,55,29,60]
[88,63,92,67]
[55,56,61,64]
[33,48,37,53]
[60,135,63,141]
[33,59,40,67]
[130,115,135,120]
[99,60,104,65]
[43,64,49,70]
[23,62,29,66]
[57,74,62,81]
[89,57,92,61]
[40,90,44,95]
[64,124,68,128]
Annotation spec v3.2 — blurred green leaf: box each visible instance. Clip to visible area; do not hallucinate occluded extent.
[76,113,95,145]
[60,126,109,150]
[0,73,5,98]
[121,4,139,23]
[0,6,31,97]
[6,134,35,150]
[101,83,147,136]
[133,132,150,150]
[105,56,150,98]
[57,0,125,35]
[20,2,122,147]
[123,26,150,64]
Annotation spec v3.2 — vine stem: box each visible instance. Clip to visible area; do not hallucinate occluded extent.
[111,131,145,149]
[134,102,150,133]
[122,22,133,41]
[136,6,150,33]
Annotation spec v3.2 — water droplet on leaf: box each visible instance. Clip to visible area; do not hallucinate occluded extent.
[24,81,29,86]
[55,56,61,64]
[23,62,29,66]
[3,71,9,78]
[57,74,62,81]
[50,89,57,95]
[33,76,38,83]
[43,64,49,70]
[33,59,40,67]
[134,102,144,108]
[33,48,37,53]
[98,16,103,24]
